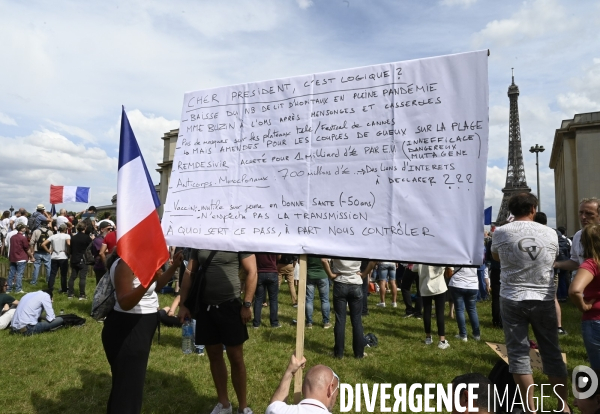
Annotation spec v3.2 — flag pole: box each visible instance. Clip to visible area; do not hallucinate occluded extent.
[293,254,307,403]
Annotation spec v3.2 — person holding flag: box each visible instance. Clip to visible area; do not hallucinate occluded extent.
[101,107,177,414]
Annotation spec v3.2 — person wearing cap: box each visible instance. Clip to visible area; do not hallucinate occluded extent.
[41,223,71,294]
[7,224,34,294]
[30,204,52,233]
[29,219,54,285]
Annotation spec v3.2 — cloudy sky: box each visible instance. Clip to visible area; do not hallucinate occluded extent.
[1,0,598,227]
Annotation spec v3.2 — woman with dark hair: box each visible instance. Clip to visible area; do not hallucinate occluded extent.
[569,223,600,370]
[0,211,10,256]
[101,251,182,414]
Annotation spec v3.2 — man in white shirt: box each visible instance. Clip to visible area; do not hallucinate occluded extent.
[491,192,570,414]
[555,197,600,270]
[55,209,72,230]
[14,208,28,228]
[266,354,339,414]
[41,224,71,293]
[10,289,64,335]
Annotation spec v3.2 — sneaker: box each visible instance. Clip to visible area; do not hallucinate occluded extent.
[438,340,450,350]
[68,295,74,300]
[194,346,205,356]
[252,325,259,329]
[376,302,386,307]
[425,337,433,345]
[473,335,481,341]
[16,290,25,294]
[238,408,253,414]
[30,282,37,285]
[210,402,232,414]
[323,323,332,329]
[558,327,568,336]
[454,334,468,342]
[272,324,282,329]
[292,304,298,308]
[306,323,313,329]
[413,313,423,319]
[79,296,87,301]
[403,312,415,318]
[392,302,397,308]
[357,352,368,359]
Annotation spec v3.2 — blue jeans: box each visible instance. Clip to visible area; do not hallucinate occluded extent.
[450,286,480,338]
[15,317,64,335]
[32,252,51,284]
[253,272,279,327]
[8,261,26,292]
[377,263,396,281]
[582,320,600,370]
[333,282,364,358]
[306,278,330,325]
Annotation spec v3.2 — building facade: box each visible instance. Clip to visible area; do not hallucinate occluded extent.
[550,111,600,236]
[156,129,179,217]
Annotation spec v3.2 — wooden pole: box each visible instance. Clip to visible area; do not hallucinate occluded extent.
[293,254,307,403]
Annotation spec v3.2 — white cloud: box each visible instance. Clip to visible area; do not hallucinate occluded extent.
[107,109,179,184]
[440,0,478,6]
[45,120,97,144]
[296,0,314,9]
[556,58,600,115]
[0,112,17,126]
[0,129,117,212]
[473,0,573,47]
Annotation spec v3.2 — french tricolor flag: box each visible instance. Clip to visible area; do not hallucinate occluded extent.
[50,185,90,204]
[117,107,169,287]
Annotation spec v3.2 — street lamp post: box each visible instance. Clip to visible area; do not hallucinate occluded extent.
[529,144,545,211]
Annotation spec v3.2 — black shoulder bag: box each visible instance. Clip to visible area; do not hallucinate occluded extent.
[184,250,217,318]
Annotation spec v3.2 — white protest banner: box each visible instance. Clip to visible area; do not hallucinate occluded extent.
[163,50,488,265]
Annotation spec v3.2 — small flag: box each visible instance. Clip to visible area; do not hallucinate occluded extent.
[50,185,90,204]
[50,204,57,218]
[484,206,492,225]
[117,106,168,287]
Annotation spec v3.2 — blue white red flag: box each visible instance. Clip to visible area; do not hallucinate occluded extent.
[117,106,169,287]
[50,185,90,204]
[484,206,492,225]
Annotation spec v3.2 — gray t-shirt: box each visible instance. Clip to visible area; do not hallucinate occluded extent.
[491,221,558,301]
[192,250,253,305]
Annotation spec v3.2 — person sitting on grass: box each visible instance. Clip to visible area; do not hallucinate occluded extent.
[0,277,19,329]
[266,353,340,414]
[159,294,182,327]
[10,289,64,335]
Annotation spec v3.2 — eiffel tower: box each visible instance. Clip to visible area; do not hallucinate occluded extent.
[496,70,531,223]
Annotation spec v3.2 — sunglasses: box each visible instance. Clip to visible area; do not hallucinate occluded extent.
[330,368,340,394]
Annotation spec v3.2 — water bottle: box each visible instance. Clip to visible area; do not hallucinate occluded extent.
[182,318,193,354]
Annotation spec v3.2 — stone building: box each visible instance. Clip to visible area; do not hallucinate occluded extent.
[549,111,600,236]
[156,129,179,217]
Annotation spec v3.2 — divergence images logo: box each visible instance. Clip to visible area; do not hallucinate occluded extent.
[573,366,599,399]
[517,237,542,260]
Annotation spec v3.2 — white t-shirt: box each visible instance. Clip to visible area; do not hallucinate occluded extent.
[449,267,479,290]
[491,221,558,301]
[46,233,71,260]
[0,218,9,231]
[15,216,27,227]
[5,229,17,254]
[109,259,158,314]
[266,399,329,414]
[332,260,362,285]
[56,215,70,228]
[570,230,584,265]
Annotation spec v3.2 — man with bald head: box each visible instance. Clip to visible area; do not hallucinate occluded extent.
[555,197,600,271]
[266,354,339,413]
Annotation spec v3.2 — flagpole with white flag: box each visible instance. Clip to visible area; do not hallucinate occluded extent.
[116,106,169,287]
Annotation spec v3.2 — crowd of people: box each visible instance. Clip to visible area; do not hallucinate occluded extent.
[1,195,599,414]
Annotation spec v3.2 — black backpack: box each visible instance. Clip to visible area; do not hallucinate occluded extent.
[84,241,96,265]
[36,228,50,251]
[27,215,37,232]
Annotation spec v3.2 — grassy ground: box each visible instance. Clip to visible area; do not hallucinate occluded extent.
[0,277,587,414]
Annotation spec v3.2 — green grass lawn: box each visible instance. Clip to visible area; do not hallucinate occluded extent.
[1,277,588,414]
